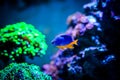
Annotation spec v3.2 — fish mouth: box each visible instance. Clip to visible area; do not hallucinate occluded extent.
[51,39,57,45]
[51,40,55,44]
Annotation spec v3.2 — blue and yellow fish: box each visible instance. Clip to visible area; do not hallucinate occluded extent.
[51,34,78,50]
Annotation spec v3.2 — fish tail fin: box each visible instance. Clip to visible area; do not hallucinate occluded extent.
[74,39,78,45]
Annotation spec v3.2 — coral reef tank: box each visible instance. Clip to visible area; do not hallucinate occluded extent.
[0,0,120,80]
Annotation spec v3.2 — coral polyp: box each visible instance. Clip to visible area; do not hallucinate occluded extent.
[0,63,52,80]
[0,22,48,60]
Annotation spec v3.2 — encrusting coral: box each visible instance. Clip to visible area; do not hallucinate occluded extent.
[0,63,52,80]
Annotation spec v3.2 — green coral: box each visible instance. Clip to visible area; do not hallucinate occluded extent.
[0,22,48,60]
[0,63,52,80]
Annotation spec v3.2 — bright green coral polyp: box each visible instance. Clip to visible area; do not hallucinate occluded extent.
[0,22,48,60]
[0,63,52,80]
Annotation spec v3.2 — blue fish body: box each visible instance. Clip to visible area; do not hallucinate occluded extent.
[51,34,73,46]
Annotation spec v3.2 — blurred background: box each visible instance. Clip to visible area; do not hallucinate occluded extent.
[0,0,90,66]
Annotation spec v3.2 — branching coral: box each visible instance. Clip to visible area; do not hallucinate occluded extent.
[0,22,48,60]
[0,63,52,80]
